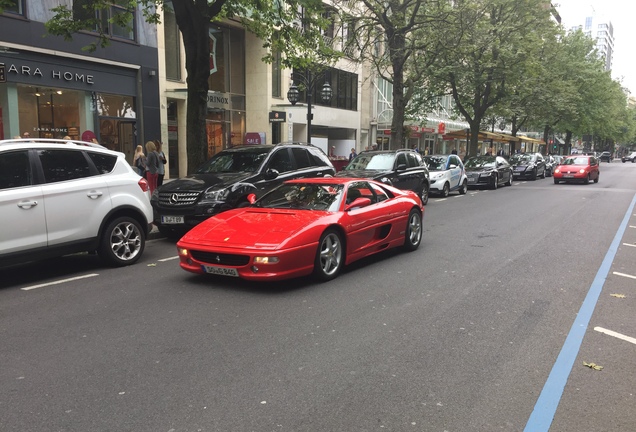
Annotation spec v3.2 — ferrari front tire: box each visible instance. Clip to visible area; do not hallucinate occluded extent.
[403,209,423,252]
[314,228,344,281]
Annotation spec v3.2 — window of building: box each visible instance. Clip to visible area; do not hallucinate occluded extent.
[73,0,136,41]
[18,86,82,139]
[164,1,181,81]
[292,67,358,112]
[2,0,25,16]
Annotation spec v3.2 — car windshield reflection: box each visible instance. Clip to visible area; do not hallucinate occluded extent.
[465,156,496,168]
[509,154,535,164]
[563,157,589,165]
[345,153,395,171]
[195,148,269,174]
[254,183,344,211]
[423,156,448,171]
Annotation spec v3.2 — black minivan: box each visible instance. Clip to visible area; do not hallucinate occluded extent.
[151,143,335,237]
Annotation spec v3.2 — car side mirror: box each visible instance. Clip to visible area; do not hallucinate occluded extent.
[396,163,407,171]
[247,193,257,204]
[449,164,457,169]
[345,197,372,211]
[264,168,279,180]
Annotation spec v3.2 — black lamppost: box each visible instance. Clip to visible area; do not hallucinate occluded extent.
[287,70,333,143]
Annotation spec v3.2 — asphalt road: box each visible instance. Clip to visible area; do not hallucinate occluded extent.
[2,160,636,432]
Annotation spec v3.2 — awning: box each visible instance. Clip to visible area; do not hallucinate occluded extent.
[517,135,546,145]
[443,129,522,143]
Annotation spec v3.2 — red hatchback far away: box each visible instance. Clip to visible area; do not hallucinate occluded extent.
[176,178,424,282]
[553,155,600,185]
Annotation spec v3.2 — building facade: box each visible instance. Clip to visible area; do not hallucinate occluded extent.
[0,1,160,165]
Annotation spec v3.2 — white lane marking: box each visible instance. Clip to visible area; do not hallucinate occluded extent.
[613,271,636,280]
[435,198,448,202]
[594,327,636,345]
[158,256,179,262]
[21,273,99,291]
[629,226,636,229]
[622,243,636,248]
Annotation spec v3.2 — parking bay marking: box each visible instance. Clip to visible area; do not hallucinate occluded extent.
[612,271,636,280]
[158,256,179,262]
[524,192,636,432]
[594,327,636,345]
[21,273,99,291]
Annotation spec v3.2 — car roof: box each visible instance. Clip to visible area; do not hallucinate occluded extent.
[286,177,372,186]
[0,138,116,153]
[359,148,415,155]
[225,142,325,152]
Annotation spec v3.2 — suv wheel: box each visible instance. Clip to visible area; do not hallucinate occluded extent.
[419,183,429,206]
[98,216,145,266]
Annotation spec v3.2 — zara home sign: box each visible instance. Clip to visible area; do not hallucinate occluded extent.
[5,63,94,84]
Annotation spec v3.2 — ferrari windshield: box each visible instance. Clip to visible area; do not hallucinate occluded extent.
[423,156,448,171]
[255,183,344,211]
[344,153,395,171]
[465,156,496,168]
[195,148,270,174]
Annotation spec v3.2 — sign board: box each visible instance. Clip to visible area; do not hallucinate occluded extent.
[269,111,286,123]
[421,127,435,133]
[244,132,265,145]
[438,122,446,134]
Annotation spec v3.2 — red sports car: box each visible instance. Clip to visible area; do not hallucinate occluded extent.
[176,178,424,282]
[553,155,600,184]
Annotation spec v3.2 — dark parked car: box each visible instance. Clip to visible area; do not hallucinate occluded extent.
[509,152,546,180]
[622,151,636,163]
[464,155,513,189]
[151,143,335,237]
[335,149,430,205]
[599,151,612,163]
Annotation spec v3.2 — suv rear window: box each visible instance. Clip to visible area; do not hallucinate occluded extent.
[291,148,312,169]
[87,152,117,174]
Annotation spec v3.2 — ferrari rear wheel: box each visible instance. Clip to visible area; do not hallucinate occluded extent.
[403,209,422,252]
[314,229,344,281]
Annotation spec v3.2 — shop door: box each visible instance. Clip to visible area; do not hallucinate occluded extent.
[206,120,225,159]
[117,120,137,164]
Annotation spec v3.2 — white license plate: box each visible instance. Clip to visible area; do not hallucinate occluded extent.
[563,174,574,178]
[161,215,184,224]
[202,265,239,277]
[468,177,476,183]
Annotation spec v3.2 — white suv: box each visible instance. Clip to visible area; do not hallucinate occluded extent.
[0,138,153,267]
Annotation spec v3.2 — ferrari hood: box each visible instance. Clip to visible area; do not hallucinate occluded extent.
[182,209,323,249]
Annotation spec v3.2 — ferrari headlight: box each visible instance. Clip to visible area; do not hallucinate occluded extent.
[254,256,279,264]
[204,187,230,202]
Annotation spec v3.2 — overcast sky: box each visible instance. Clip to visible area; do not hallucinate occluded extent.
[554,0,636,96]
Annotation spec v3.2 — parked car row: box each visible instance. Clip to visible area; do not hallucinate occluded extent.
[0,138,604,281]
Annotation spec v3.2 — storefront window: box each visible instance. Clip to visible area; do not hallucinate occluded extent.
[163,2,181,81]
[17,86,81,139]
[2,0,25,16]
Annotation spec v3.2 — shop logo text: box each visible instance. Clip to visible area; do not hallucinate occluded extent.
[4,64,94,84]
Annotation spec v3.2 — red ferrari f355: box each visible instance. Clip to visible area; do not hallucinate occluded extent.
[176,178,424,281]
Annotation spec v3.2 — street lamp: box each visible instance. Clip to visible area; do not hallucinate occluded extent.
[287,70,333,143]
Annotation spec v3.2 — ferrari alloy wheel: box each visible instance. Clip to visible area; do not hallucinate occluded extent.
[459,179,468,194]
[403,209,422,252]
[98,216,145,267]
[441,182,450,197]
[314,229,344,281]
[419,183,429,206]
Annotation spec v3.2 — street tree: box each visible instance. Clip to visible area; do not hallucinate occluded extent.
[415,0,557,158]
[44,0,339,173]
[333,0,451,148]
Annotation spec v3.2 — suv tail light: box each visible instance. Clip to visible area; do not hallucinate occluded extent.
[138,177,150,192]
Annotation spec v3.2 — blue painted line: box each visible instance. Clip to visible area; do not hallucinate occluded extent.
[524,193,636,431]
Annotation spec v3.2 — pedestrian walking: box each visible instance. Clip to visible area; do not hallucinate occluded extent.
[154,140,167,186]
[349,147,357,161]
[133,145,146,177]
[145,141,160,194]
